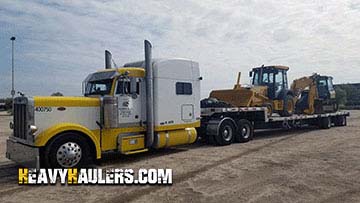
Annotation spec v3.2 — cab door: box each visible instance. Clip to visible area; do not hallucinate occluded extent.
[274,70,285,99]
[327,77,336,99]
[115,77,142,127]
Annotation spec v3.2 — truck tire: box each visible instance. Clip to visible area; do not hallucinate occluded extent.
[235,119,254,143]
[207,134,217,145]
[279,95,294,117]
[335,116,347,126]
[214,120,235,146]
[43,132,92,168]
[319,117,331,129]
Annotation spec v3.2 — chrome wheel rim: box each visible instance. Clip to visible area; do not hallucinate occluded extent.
[56,142,82,167]
[223,126,233,141]
[242,125,250,139]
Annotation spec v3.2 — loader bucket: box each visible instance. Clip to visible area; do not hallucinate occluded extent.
[210,88,254,107]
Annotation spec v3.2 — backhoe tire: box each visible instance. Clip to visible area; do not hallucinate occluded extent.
[214,120,235,146]
[235,119,254,143]
[279,95,294,117]
[263,103,273,117]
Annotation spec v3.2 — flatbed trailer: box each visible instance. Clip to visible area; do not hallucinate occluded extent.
[199,107,350,146]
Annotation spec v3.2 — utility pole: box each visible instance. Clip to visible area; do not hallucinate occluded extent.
[10,36,16,112]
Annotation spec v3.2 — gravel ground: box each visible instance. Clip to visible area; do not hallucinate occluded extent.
[0,110,359,203]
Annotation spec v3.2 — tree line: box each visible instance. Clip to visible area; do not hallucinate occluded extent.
[334,83,360,108]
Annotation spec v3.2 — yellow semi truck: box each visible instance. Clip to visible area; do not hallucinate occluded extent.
[6,41,200,168]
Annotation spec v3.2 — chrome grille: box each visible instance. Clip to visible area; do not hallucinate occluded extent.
[13,99,28,140]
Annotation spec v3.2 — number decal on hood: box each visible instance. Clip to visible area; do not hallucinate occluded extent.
[35,107,52,112]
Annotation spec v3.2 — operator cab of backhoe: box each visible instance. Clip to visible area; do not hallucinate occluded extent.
[315,75,337,113]
[292,73,337,114]
[316,75,335,101]
[250,65,289,100]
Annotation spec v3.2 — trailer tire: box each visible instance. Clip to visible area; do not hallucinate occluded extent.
[335,116,347,127]
[319,117,331,129]
[43,132,92,168]
[215,120,235,146]
[235,119,254,143]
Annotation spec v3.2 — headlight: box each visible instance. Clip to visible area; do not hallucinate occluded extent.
[29,125,38,134]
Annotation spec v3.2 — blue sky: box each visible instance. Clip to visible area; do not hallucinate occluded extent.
[0,0,360,98]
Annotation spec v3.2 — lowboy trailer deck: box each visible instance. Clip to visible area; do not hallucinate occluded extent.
[199,106,350,146]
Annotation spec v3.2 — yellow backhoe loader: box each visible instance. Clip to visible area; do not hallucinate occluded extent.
[210,65,295,117]
[291,73,337,114]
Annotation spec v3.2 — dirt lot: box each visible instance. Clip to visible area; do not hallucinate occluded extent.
[0,111,359,203]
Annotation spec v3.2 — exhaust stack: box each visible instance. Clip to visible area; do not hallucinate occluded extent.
[144,40,154,148]
[105,50,112,69]
[234,72,241,89]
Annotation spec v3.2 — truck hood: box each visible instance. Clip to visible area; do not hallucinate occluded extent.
[33,96,100,107]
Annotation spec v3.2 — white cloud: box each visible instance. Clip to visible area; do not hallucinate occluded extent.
[0,0,359,98]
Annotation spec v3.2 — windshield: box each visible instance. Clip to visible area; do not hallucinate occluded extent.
[252,69,275,86]
[83,71,116,96]
[85,79,113,96]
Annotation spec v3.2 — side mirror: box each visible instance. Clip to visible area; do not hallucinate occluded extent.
[129,77,137,94]
[249,71,253,77]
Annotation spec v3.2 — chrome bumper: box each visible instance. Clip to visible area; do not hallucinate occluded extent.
[6,138,40,168]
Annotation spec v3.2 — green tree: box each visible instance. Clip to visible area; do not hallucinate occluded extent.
[5,98,12,110]
[51,92,64,96]
[334,86,347,106]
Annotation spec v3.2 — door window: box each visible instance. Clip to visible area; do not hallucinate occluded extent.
[275,71,284,91]
[252,71,260,85]
[262,72,274,84]
[327,78,334,91]
[284,71,288,89]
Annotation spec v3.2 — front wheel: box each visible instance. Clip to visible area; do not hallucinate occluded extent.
[43,132,92,168]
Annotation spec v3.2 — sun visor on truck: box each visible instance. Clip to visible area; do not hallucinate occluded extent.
[123,60,145,68]
[85,71,117,82]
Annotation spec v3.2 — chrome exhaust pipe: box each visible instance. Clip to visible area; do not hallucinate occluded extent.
[144,40,154,147]
[105,50,112,69]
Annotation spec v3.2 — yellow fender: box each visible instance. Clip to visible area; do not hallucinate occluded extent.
[34,123,101,159]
